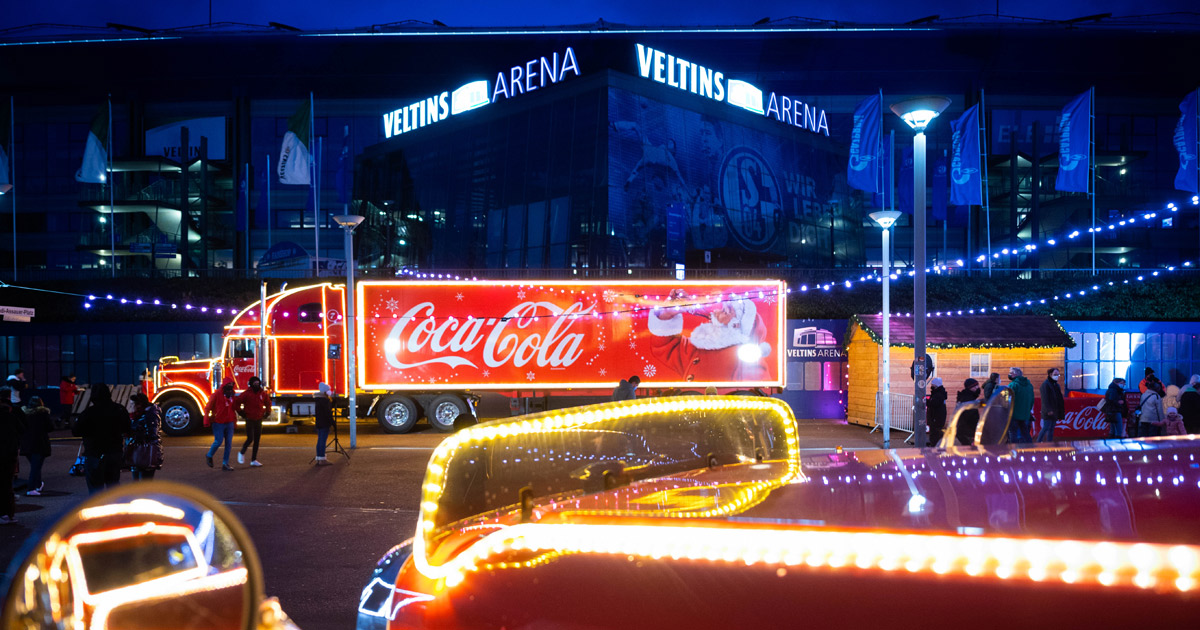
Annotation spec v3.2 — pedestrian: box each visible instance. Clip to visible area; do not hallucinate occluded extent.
[612,375,640,401]
[1006,367,1035,443]
[204,378,238,471]
[235,376,271,467]
[126,393,163,481]
[59,374,82,429]
[313,382,334,466]
[19,396,52,496]
[1139,367,1156,394]
[1180,375,1200,434]
[704,386,719,395]
[954,378,982,445]
[0,388,24,524]
[1153,407,1187,436]
[1139,380,1167,438]
[7,368,27,406]
[1102,377,1129,439]
[1037,368,1065,443]
[926,377,947,446]
[72,383,130,494]
[1164,384,1181,412]
[982,373,1001,401]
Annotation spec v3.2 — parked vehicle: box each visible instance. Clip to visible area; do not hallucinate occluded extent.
[149,280,786,435]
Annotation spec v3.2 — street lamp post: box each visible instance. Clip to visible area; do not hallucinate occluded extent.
[333,214,365,449]
[891,96,950,449]
[869,210,901,449]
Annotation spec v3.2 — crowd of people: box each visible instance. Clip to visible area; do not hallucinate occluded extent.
[925,365,1200,445]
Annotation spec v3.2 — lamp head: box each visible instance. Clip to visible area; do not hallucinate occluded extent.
[333,214,365,231]
[890,96,951,132]
[869,210,902,230]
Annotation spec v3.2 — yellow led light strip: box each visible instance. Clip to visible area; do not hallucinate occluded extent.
[356,280,787,391]
[438,523,1200,592]
[412,396,801,580]
[90,568,248,630]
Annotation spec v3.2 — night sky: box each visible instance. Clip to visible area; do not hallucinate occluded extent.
[3,0,1197,31]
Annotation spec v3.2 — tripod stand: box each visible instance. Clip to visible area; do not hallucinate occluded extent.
[311,411,350,464]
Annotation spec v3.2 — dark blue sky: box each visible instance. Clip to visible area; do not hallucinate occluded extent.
[3,0,1196,31]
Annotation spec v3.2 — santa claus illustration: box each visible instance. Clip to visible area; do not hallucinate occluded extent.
[646,289,772,382]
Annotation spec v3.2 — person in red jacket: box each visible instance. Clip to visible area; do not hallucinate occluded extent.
[204,379,238,471]
[235,377,272,467]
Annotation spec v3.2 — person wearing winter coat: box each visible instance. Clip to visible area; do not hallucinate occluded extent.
[1037,368,1065,443]
[204,379,238,471]
[1180,375,1200,434]
[1139,367,1157,394]
[1164,384,1181,412]
[0,389,25,524]
[73,383,131,494]
[127,393,163,480]
[953,379,982,445]
[19,396,53,496]
[926,377,948,446]
[1139,385,1167,438]
[235,376,272,467]
[1006,367,1035,443]
[1102,377,1130,439]
[1149,407,1187,436]
[612,376,640,401]
[313,382,335,466]
[982,373,1001,401]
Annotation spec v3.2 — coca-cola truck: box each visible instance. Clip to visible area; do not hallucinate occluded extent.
[150,279,786,435]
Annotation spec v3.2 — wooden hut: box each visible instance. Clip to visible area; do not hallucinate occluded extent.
[846,314,1075,428]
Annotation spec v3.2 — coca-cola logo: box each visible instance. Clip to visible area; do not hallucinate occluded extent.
[233,364,256,374]
[383,301,595,371]
[1058,408,1110,432]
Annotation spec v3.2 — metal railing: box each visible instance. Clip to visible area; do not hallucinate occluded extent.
[872,390,914,437]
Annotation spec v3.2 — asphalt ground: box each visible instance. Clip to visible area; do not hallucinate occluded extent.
[1,411,893,630]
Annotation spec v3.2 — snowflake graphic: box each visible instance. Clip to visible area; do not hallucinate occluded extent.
[455,293,464,301]
[629,340,637,349]
[384,298,400,311]
[643,364,657,378]
[526,370,536,381]
[602,290,618,303]
[482,369,490,377]
[598,368,607,376]
[598,342,605,352]
[517,289,527,299]
[765,294,777,305]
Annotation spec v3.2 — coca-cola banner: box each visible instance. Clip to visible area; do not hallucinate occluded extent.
[1033,396,1110,440]
[356,281,785,390]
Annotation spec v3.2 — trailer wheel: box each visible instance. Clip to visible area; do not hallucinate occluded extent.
[377,396,418,434]
[428,395,470,433]
[160,394,202,436]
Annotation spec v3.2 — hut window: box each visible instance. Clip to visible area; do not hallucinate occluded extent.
[970,353,991,379]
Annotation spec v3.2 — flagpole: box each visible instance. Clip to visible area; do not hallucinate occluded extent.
[1090,86,1096,276]
[877,89,884,198]
[10,96,15,282]
[266,154,272,249]
[981,89,992,278]
[108,97,115,278]
[310,92,318,276]
[244,162,250,272]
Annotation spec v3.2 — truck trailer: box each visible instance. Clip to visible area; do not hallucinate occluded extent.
[150,279,785,435]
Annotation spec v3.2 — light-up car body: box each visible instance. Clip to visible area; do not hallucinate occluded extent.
[359,396,1200,630]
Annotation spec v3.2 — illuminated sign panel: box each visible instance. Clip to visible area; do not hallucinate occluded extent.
[382,48,580,139]
[635,44,829,137]
[356,280,785,390]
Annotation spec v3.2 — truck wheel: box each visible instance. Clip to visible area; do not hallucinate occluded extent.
[160,395,202,436]
[377,396,418,434]
[428,395,469,433]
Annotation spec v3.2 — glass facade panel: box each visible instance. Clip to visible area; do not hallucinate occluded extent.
[1115,332,1130,361]
[1099,332,1114,361]
[1082,333,1098,361]
[1067,333,1083,361]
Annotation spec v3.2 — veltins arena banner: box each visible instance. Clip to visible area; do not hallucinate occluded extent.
[356,280,785,390]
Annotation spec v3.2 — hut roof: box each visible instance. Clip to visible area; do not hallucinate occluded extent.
[849,314,1075,349]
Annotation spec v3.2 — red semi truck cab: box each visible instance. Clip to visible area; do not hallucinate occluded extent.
[151,279,786,436]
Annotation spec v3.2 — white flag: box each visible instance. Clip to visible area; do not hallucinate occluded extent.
[278,100,311,185]
[75,106,109,184]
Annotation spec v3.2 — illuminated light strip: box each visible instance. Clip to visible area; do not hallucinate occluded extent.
[412,396,801,580]
[0,36,182,47]
[89,568,248,630]
[438,522,1200,594]
[357,577,435,620]
[302,27,936,37]
[66,524,209,598]
[152,381,210,409]
[78,499,185,521]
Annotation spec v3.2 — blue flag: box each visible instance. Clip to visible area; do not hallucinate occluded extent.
[931,155,948,221]
[897,146,914,215]
[847,94,882,193]
[949,105,983,205]
[1055,89,1092,193]
[335,125,352,204]
[235,168,249,232]
[1175,91,1198,193]
[254,165,270,230]
[871,139,892,208]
